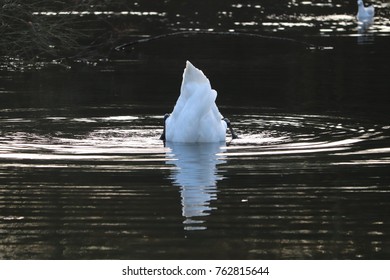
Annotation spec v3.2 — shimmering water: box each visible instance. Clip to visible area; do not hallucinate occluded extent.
[0,106,389,259]
[1,0,390,259]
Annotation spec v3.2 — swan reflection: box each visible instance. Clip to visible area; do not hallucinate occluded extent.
[357,19,374,44]
[165,142,226,230]
[356,0,375,45]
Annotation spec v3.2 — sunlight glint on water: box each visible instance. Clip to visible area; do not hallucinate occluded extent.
[0,110,389,259]
[1,0,390,259]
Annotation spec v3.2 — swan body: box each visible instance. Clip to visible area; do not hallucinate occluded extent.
[357,0,374,22]
[164,61,227,143]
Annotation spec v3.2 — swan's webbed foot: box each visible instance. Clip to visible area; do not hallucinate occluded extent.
[160,113,170,141]
[159,133,165,141]
[223,118,239,140]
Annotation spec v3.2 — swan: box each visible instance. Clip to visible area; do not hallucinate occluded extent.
[357,0,374,22]
[160,61,237,143]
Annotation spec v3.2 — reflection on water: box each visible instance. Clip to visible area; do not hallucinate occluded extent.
[28,0,390,41]
[0,107,389,259]
[165,142,226,230]
[1,0,390,260]
[357,19,375,44]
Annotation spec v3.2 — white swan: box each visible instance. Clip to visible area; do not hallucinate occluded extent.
[357,0,375,22]
[162,61,236,143]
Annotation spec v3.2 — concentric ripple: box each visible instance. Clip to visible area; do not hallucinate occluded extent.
[0,107,389,259]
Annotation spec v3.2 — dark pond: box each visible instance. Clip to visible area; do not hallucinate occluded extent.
[0,0,389,259]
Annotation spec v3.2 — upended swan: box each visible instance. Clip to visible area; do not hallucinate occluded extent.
[160,61,237,143]
[357,0,375,22]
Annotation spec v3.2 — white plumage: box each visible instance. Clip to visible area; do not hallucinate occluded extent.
[357,0,375,22]
[165,61,227,143]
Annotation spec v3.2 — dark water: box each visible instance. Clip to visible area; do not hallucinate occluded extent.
[1,0,390,259]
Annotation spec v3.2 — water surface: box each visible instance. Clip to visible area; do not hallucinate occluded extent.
[0,106,389,259]
[1,0,390,259]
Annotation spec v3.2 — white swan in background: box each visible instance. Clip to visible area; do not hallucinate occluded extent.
[357,0,374,22]
[161,61,237,143]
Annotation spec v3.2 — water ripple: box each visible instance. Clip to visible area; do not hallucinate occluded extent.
[1,108,389,258]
